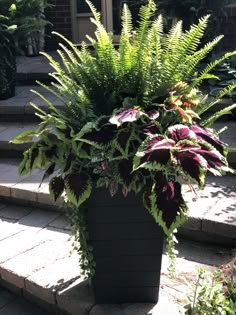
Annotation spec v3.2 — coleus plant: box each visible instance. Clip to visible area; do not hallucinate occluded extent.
[12,0,236,275]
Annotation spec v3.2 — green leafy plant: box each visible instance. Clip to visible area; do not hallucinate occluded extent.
[0,0,51,55]
[186,268,236,315]
[158,0,231,42]
[0,4,17,99]
[12,0,236,276]
[208,61,236,101]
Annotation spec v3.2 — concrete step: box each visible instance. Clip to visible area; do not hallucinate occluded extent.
[212,121,236,164]
[0,159,235,246]
[0,86,64,122]
[16,53,59,84]
[0,201,235,314]
[0,122,37,157]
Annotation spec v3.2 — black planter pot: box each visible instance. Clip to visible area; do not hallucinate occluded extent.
[86,188,164,304]
[0,31,16,100]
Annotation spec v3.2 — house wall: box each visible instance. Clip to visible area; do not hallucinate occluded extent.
[45,0,72,50]
[44,2,236,52]
[222,4,236,51]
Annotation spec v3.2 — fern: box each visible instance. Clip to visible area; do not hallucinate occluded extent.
[202,103,236,127]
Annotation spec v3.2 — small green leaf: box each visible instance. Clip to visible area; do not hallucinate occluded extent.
[11,129,38,144]
[9,4,16,12]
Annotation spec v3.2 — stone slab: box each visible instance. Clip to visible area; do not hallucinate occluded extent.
[0,86,63,117]
[0,220,24,242]
[0,209,61,263]
[11,173,44,204]
[0,287,16,309]
[16,54,56,75]
[25,254,80,304]
[0,161,22,197]
[0,237,70,288]
[0,296,46,315]
[0,205,32,221]
[56,278,95,315]
[213,121,236,149]
[0,123,36,141]
[48,214,71,231]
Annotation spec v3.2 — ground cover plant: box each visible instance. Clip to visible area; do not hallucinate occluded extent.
[187,261,236,315]
[12,0,236,276]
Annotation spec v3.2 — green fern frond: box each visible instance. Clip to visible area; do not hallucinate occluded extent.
[149,15,163,61]
[194,51,236,87]
[181,15,210,56]
[85,0,101,23]
[217,83,236,99]
[163,20,183,54]
[52,31,82,61]
[202,103,236,127]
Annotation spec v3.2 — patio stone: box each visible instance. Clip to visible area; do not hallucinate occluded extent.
[25,254,80,305]
[0,287,16,309]
[0,237,70,288]
[56,278,95,315]
[0,295,46,315]
[48,214,71,231]
[0,205,32,221]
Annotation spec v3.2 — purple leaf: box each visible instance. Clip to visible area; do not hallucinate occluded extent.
[49,176,64,202]
[42,162,56,184]
[118,159,134,188]
[190,124,225,155]
[109,108,144,126]
[147,109,160,120]
[143,122,160,135]
[82,124,116,145]
[115,128,132,152]
[139,137,174,166]
[197,149,226,169]
[174,151,207,185]
[154,178,187,229]
[167,124,195,142]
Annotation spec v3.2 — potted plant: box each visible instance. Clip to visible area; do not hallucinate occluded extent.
[1,0,51,56]
[12,0,51,56]
[12,0,236,304]
[0,4,17,100]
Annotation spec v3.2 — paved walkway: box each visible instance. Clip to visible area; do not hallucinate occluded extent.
[0,202,235,314]
[0,159,235,245]
[0,286,48,315]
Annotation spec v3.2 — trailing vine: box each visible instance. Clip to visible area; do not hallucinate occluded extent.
[69,205,95,279]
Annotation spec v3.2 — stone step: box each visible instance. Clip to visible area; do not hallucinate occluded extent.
[16,53,58,84]
[0,122,37,157]
[0,159,235,246]
[0,86,64,122]
[0,201,234,314]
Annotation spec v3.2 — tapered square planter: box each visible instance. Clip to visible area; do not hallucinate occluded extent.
[86,188,164,303]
